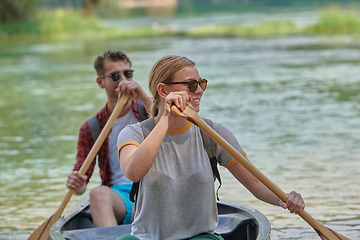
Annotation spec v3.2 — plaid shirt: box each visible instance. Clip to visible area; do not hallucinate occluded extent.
[74,100,147,187]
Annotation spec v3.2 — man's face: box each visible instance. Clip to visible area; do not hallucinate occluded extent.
[100,60,132,98]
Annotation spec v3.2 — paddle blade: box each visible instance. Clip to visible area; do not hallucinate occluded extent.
[315,226,352,240]
[27,213,60,240]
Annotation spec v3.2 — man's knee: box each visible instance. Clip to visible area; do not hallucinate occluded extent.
[89,185,111,203]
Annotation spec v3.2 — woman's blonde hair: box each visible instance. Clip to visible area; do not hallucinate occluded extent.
[148,55,195,117]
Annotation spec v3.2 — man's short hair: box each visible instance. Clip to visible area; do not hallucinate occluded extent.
[94,50,132,76]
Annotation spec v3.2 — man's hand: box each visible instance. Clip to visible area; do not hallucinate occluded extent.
[116,80,153,113]
[66,171,87,195]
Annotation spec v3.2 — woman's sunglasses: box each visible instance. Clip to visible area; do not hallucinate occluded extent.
[164,78,208,93]
[100,70,134,81]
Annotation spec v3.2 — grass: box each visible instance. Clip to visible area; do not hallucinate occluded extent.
[186,20,298,38]
[0,8,165,42]
[304,5,360,34]
[1,5,360,42]
[186,5,360,38]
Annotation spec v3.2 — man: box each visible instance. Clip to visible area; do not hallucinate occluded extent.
[66,50,152,227]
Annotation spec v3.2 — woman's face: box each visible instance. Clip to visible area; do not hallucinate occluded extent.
[166,66,205,112]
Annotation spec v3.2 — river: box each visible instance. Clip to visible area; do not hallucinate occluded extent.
[0,8,360,240]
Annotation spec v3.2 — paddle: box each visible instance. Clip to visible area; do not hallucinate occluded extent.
[171,104,351,240]
[28,94,131,240]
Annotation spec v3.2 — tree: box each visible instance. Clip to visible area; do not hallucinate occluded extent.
[82,0,100,16]
[0,0,41,23]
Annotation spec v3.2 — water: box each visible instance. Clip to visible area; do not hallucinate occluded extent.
[1,11,360,240]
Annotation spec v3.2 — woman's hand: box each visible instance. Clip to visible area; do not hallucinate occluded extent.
[279,191,305,214]
[163,91,190,118]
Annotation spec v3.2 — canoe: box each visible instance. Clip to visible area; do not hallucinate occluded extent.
[50,196,271,240]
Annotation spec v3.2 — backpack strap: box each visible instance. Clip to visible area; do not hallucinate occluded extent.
[130,117,222,203]
[201,118,222,201]
[132,100,148,121]
[87,114,100,142]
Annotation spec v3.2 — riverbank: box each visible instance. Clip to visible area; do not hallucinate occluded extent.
[1,5,360,42]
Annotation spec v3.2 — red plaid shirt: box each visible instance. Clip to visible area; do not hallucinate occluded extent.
[74,100,147,187]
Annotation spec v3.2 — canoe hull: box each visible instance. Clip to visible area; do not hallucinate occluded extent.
[50,196,271,240]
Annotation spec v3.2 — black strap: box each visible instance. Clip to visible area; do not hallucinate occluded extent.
[130,118,222,202]
[130,181,140,203]
[87,115,100,142]
[201,118,222,201]
[133,100,148,121]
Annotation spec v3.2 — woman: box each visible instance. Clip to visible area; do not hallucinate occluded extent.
[117,55,305,240]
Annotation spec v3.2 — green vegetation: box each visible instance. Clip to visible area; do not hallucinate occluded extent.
[1,5,360,42]
[0,8,166,41]
[304,5,360,34]
[187,5,360,38]
[0,0,40,24]
[186,20,298,38]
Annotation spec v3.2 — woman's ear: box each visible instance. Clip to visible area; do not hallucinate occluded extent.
[157,83,168,98]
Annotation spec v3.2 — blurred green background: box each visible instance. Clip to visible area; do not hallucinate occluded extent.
[1,1,360,240]
[2,0,360,41]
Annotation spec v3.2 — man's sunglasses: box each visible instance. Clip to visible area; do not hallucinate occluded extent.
[100,70,134,81]
[164,78,208,93]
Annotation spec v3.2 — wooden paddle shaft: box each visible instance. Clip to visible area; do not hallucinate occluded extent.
[28,94,131,240]
[78,94,130,175]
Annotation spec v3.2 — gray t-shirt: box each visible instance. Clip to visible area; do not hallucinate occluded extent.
[117,119,244,240]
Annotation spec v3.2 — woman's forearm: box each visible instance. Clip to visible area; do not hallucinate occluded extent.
[229,163,280,207]
[251,181,281,206]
